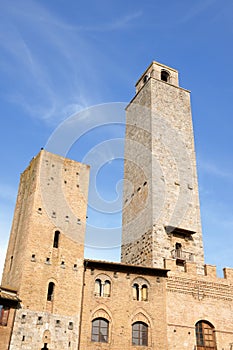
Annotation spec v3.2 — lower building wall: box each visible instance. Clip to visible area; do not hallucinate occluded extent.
[79,266,168,350]
[6,262,233,350]
[9,309,80,350]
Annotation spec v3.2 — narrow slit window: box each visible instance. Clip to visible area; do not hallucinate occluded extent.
[47,282,55,301]
[103,280,111,297]
[133,283,140,300]
[94,279,101,297]
[53,230,60,248]
[141,285,148,301]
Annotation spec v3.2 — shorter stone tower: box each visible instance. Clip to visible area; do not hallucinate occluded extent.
[121,61,204,270]
[1,150,90,349]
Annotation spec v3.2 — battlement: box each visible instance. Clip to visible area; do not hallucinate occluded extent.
[164,258,233,282]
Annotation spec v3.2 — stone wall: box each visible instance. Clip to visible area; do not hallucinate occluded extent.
[2,150,90,349]
[79,261,168,350]
[122,61,204,269]
[165,259,233,349]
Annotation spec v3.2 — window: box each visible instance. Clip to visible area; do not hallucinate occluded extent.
[133,283,140,300]
[55,319,61,327]
[175,242,182,258]
[161,70,170,82]
[133,281,148,301]
[68,321,73,330]
[94,279,101,296]
[195,320,216,350]
[37,316,43,325]
[94,278,111,297]
[103,280,111,297]
[0,305,10,326]
[91,318,109,343]
[53,230,60,248]
[21,314,26,324]
[132,322,148,346]
[141,285,148,301]
[47,282,55,301]
[143,74,149,83]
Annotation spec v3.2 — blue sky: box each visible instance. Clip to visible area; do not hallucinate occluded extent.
[1,0,233,279]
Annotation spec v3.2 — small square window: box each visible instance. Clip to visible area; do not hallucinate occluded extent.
[68,321,73,330]
[55,319,61,327]
[37,316,43,325]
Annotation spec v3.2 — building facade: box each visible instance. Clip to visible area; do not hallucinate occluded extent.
[1,61,233,349]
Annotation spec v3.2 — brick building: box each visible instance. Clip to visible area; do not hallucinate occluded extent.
[1,61,233,349]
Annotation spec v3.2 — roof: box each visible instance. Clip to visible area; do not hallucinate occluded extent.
[0,286,21,303]
[84,259,169,277]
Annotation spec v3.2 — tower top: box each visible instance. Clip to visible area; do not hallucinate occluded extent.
[135,61,179,94]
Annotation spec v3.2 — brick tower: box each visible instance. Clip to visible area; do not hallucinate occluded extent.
[1,150,89,349]
[121,61,204,269]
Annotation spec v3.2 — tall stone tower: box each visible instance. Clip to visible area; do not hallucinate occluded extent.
[1,150,89,349]
[121,61,204,270]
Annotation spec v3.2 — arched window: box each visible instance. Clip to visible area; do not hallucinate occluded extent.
[94,279,101,297]
[94,278,111,297]
[161,70,170,82]
[133,283,140,300]
[53,230,60,248]
[47,282,55,301]
[141,285,148,301]
[143,74,149,83]
[195,320,216,350]
[91,318,109,343]
[132,321,148,346]
[103,280,111,297]
[133,280,149,301]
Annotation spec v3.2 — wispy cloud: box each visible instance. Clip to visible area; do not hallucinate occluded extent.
[0,2,141,124]
[198,158,233,181]
[179,0,217,23]
[77,11,142,32]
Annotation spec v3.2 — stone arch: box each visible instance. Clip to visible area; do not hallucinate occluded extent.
[91,306,112,323]
[90,306,113,343]
[161,69,170,82]
[95,273,112,282]
[131,309,152,327]
[131,276,150,287]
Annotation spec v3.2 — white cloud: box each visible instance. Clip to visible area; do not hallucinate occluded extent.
[0,2,141,125]
[179,0,217,23]
[198,158,233,181]
[77,11,143,32]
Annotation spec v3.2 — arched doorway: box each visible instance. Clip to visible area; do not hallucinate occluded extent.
[195,320,217,349]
